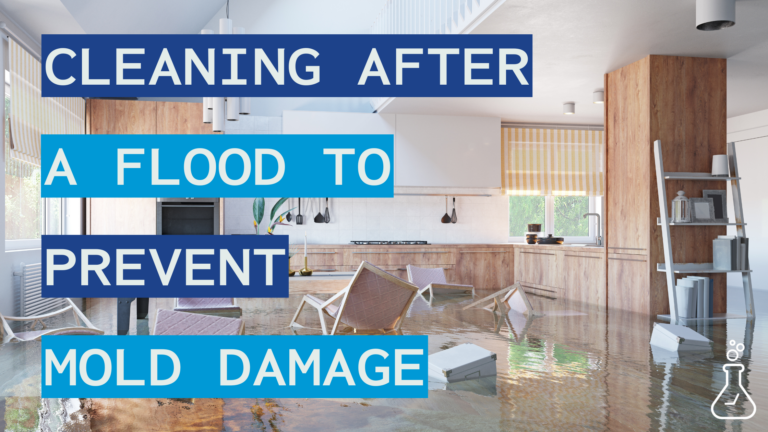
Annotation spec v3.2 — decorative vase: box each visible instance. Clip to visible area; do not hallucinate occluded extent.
[672,191,691,223]
[299,256,313,276]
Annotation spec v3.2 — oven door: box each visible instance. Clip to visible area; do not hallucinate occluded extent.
[156,198,220,235]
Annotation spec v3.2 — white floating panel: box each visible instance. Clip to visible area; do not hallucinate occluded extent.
[428,343,497,383]
[650,323,712,353]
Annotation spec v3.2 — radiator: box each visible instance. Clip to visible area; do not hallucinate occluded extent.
[17,262,66,317]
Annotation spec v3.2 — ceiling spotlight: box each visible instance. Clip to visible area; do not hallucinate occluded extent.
[563,102,575,115]
[593,91,604,104]
[696,0,735,31]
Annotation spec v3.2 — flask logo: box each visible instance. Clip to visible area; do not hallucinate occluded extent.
[711,340,756,420]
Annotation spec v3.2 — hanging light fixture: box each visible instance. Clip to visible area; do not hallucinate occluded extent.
[234,27,251,115]
[201,29,214,124]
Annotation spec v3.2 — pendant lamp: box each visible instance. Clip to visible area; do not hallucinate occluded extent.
[201,29,214,124]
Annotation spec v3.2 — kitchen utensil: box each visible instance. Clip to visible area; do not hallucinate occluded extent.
[711,155,729,176]
[286,198,293,222]
[324,198,331,223]
[441,196,451,223]
[525,233,538,244]
[296,198,303,225]
[537,234,564,245]
[451,198,457,224]
[527,224,542,233]
[314,198,325,223]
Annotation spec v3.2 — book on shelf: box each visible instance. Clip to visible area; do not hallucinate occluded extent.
[714,236,749,271]
[676,276,714,319]
[676,278,697,318]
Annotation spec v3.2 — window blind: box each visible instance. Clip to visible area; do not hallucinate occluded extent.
[9,39,84,166]
[501,127,605,196]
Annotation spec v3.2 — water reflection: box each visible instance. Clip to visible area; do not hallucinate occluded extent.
[1,288,766,431]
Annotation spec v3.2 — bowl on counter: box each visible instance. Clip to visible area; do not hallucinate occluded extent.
[527,224,542,233]
[525,233,538,244]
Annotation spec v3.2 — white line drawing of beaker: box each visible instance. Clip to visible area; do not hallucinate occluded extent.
[711,340,756,420]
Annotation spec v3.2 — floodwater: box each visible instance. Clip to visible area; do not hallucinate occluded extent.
[1,288,766,431]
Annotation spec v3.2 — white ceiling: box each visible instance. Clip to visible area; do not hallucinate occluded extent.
[381,0,768,124]
[201,0,387,35]
[60,0,226,35]
[3,0,767,123]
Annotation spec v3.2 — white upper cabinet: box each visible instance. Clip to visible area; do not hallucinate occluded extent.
[394,114,500,188]
[283,110,501,188]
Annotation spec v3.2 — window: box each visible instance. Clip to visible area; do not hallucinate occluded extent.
[5,72,43,248]
[509,195,602,243]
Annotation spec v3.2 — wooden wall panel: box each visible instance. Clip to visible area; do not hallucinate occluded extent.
[605,56,650,252]
[606,55,727,315]
[156,101,220,135]
[648,56,728,314]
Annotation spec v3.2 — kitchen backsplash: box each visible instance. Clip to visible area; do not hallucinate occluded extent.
[223,116,509,245]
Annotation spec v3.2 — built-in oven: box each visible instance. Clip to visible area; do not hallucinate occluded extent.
[156,198,220,235]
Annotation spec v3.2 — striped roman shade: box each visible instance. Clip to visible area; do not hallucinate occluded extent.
[501,127,605,196]
[9,39,84,166]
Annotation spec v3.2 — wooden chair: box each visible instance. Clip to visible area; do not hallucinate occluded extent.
[406,265,475,302]
[1,298,103,342]
[290,261,419,335]
[463,282,540,317]
[174,298,242,318]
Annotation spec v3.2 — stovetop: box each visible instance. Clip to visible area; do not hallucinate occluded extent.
[350,240,429,245]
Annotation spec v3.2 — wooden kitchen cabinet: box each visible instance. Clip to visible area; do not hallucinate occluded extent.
[86,99,157,235]
[515,249,559,289]
[86,100,222,235]
[563,251,606,309]
[454,248,514,289]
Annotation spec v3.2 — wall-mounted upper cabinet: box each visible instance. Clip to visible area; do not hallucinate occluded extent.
[283,110,501,189]
[394,114,500,188]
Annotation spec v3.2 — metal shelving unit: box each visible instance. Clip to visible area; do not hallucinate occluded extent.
[654,140,754,322]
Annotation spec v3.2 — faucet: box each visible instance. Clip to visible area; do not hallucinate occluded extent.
[583,213,602,246]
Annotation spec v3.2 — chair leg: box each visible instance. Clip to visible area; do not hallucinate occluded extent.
[318,309,328,335]
[290,296,309,328]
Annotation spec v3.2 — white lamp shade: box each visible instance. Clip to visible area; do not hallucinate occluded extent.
[563,102,575,115]
[219,18,232,34]
[203,98,212,123]
[212,97,226,132]
[593,91,604,104]
[696,0,735,31]
[227,97,240,121]
[239,97,251,115]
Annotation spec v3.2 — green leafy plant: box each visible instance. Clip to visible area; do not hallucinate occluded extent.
[253,198,296,235]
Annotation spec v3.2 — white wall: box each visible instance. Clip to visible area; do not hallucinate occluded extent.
[727,109,768,290]
[223,115,509,245]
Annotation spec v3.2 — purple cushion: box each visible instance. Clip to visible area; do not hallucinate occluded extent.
[154,309,242,335]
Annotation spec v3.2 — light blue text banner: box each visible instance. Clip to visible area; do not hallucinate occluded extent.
[41,134,394,198]
[42,336,429,398]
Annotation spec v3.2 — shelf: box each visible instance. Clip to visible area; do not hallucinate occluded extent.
[657,313,748,323]
[663,172,739,181]
[656,263,752,274]
[656,221,746,226]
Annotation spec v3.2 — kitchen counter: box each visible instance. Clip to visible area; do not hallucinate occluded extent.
[294,243,603,252]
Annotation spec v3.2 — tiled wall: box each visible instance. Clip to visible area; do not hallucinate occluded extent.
[223,116,509,245]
